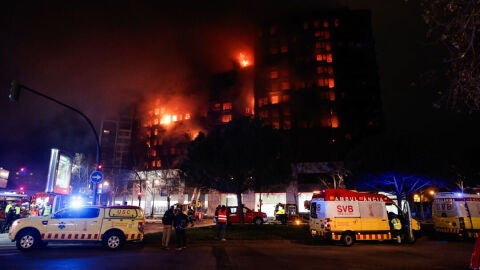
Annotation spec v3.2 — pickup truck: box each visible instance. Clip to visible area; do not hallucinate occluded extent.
[8,205,145,251]
[226,205,268,225]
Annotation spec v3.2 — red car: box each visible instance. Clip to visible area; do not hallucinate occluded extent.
[227,205,268,225]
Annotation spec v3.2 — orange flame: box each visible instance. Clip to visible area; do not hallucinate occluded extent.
[238,53,251,68]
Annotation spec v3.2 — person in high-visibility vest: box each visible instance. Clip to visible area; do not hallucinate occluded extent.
[276,205,287,225]
[42,202,52,216]
[390,213,402,242]
[216,205,228,241]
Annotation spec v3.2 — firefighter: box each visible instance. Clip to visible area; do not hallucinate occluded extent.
[216,205,228,241]
[390,213,402,242]
[276,204,287,225]
[42,202,52,216]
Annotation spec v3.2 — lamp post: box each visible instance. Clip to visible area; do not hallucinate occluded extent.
[9,81,101,203]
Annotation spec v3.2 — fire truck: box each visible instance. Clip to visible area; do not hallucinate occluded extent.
[432,192,480,238]
[309,189,421,246]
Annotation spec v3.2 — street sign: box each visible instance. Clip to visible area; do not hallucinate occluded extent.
[90,171,103,183]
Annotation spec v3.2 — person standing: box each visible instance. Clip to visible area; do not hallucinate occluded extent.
[161,206,174,250]
[216,205,228,241]
[173,208,188,251]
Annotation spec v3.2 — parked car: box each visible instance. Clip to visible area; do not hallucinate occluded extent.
[226,205,268,225]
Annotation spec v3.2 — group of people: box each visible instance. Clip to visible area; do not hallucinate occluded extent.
[161,206,188,251]
[1,201,22,232]
[160,204,230,251]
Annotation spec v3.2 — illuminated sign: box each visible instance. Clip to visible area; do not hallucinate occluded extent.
[46,149,73,195]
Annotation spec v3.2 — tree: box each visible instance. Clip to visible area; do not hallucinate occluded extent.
[180,117,291,223]
[345,133,446,207]
[71,153,94,194]
[420,0,480,113]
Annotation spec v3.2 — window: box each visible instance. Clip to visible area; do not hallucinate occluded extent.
[270,47,279,54]
[317,78,329,87]
[282,95,290,103]
[314,31,330,39]
[328,78,335,88]
[316,53,333,63]
[329,89,336,101]
[315,41,331,51]
[222,103,232,111]
[151,149,157,157]
[271,109,279,117]
[331,114,339,128]
[156,160,161,167]
[271,95,279,104]
[271,83,279,91]
[259,110,269,118]
[77,208,100,219]
[270,71,279,79]
[281,81,290,90]
[280,44,288,53]
[323,20,329,28]
[222,114,232,123]
[272,121,280,129]
[213,103,221,111]
[257,97,268,107]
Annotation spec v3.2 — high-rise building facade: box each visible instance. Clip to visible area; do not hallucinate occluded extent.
[254,9,383,162]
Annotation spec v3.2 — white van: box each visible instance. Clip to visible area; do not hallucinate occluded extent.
[433,192,480,238]
[309,189,421,246]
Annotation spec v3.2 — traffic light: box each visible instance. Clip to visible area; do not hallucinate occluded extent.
[9,80,21,102]
[19,186,24,194]
[137,192,142,200]
[97,164,102,170]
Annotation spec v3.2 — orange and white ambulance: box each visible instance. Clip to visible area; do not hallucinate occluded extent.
[432,192,480,238]
[309,189,421,246]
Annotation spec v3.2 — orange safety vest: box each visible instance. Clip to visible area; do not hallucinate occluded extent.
[217,209,227,223]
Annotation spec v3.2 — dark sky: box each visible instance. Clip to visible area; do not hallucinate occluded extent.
[1,0,478,175]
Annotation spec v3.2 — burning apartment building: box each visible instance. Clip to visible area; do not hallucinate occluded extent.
[99,8,383,216]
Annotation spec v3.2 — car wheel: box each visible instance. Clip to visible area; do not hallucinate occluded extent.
[103,231,125,250]
[341,232,355,246]
[16,229,40,251]
[254,217,263,225]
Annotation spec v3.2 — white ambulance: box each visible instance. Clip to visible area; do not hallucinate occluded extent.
[432,192,480,238]
[309,189,421,246]
[8,205,145,251]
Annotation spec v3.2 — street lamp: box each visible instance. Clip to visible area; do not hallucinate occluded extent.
[8,81,101,203]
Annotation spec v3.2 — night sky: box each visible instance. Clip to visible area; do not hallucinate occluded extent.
[1,1,479,177]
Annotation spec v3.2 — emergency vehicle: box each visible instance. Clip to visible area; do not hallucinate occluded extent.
[8,205,145,251]
[309,189,421,246]
[432,192,480,238]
